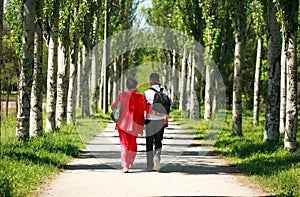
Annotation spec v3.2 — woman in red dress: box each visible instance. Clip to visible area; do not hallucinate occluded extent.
[111,78,150,173]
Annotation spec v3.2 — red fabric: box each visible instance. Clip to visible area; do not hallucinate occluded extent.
[112,89,150,136]
[118,130,137,168]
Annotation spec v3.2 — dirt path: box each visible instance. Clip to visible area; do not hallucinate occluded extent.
[40,121,269,197]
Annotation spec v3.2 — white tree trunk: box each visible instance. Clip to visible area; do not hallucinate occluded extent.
[179,48,187,111]
[162,52,168,87]
[82,45,91,117]
[90,45,98,114]
[189,53,199,120]
[204,65,212,121]
[232,33,243,135]
[112,56,118,104]
[67,41,78,124]
[56,43,68,128]
[263,0,281,141]
[186,53,192,113]
[45,1,59,132]
[279,33,286,133]
[232,0,245,135]
[252,37,262,126]
[30,0,43,137]
[67,2,80,124]
[16,0,35,140]
[101,0,109,113]
[284,0,298,151]
[76,48,82,108]
[170,49,178,107]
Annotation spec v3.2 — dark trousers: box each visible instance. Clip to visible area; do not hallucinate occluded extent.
[145,119,165,168]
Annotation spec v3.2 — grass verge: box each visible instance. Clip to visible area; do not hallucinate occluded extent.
[0,111,110,197]
[171,110,300,196]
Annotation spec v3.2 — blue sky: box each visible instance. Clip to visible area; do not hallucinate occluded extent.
[136,0,152,28]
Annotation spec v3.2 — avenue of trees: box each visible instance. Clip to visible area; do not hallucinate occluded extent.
[0,0,298,151]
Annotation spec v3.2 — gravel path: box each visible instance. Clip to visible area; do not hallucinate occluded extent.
[40,120,269,197]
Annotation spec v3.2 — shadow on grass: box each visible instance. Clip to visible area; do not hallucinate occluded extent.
[215,135,300,177]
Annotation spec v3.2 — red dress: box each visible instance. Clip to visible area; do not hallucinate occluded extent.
[111,89,150,168]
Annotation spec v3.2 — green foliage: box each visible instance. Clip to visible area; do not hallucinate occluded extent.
[4,0,22,59]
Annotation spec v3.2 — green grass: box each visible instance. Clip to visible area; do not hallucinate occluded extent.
[213,113,300,196]
[2,108,299,196]
[171,109,300,196]
[0,110,110,197]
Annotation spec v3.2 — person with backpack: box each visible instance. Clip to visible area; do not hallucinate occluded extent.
[111,78,150,173]
[144,73,171,171]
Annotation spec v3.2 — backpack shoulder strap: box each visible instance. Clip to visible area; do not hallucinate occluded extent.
[149,87,158,92]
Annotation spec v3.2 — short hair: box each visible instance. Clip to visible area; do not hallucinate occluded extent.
[126,78,137,89]
[149,73,160,82]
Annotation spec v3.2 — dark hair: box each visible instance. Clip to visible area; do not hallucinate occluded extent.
[149,73,160,82]
[126,78,137,89]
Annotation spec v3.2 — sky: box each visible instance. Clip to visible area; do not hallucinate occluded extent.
[135,0,152,28]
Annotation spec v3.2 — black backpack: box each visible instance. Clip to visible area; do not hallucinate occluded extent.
[150,87,171,115]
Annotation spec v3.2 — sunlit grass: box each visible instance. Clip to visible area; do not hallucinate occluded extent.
[0,110,110,196]
[171,109,300,196]
[213,112,300,196]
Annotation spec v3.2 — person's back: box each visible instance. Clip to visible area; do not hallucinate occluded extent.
[143,73,169,171]
[111,77,150,173]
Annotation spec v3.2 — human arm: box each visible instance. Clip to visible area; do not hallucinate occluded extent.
[111,93,121,110]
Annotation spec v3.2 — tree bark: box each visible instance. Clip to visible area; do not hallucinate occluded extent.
[204,64,212,121]
[283,0,298,151]
[189,52,199,120]
[30,0,43,137]
[252,37,262,126]
[56,42,68,127]
[232,0,246,135]
[179,48,187,111]
[45,0,59,132]
[67,1,80,124]
[76,48,82,108]
[101,0,109,114]
[82,44,91,117]
[263,0,281,142]
[90,45,98,114]
[279,31,286,133]
[16,0,35,140]
[170,49,178,107]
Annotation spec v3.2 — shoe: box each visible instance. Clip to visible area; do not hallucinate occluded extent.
[153,155,161,171]
[143,167,154,172]
[122,167,129,173]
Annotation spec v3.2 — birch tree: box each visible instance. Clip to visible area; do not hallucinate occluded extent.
[179,48,187,111]
[279,30,286,133]
[67,0,81,124]
[263,0,281,142]
[45,0,59,132]
[100,0,109,114]
[252,36,262,126]
[56,42,68,127]
[16,0,35,140]
[232,0,246,135]
[282,0,298,151]
[252,0,265,126]
[189,51,200,119]
[81,1,94,117]
[56,3,71,127]
[90,1,101,114]
[30,0,43,137]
